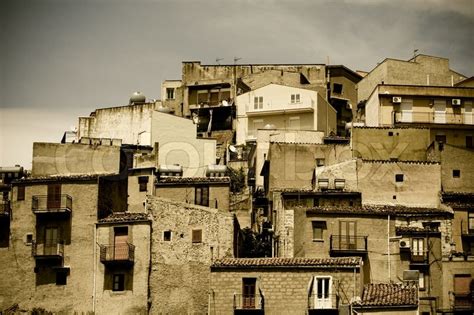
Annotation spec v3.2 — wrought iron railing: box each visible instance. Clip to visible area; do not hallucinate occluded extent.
[0,200,10,215]
[233,294,264,310]
[32,195,72,213]
[99,243,135,263]
[394,111,471,125]
[308,293,340,309]
[452,292,474,311]
[32,240,64,257]
[330,235,368,252]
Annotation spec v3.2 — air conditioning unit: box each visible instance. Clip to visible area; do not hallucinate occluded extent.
[392,96,402,104]
[399,238,411,249]
[452,99,461,106]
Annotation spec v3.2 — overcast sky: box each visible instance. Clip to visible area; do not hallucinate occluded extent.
[1,0,473,168]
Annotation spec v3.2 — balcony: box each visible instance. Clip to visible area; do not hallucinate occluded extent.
[394,111,472,125]
[0,200,10,216]
[32,195,72,214]
[100,243,135,266]
[453,292,474,312]
[32,240,64,260]
[308,293,340,314]
[233,294,264,314]
[330,235,368,256]
[410,251,429,266]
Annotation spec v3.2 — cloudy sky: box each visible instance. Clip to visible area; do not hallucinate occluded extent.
[1,0,473,168]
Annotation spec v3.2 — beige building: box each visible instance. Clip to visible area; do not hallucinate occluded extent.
[210,257,363,315]
[357,54,467,103]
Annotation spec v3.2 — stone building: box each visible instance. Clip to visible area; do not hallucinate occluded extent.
[209,257,363,315]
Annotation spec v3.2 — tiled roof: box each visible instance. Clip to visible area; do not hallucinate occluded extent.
[361,159,440,165]
[396,226,440,235]
[441,192,474,208]
[353,126,429,130]
[355,283,418,307]
[13,173,116,184]
[156,176,230,185]
[212,257,362,268]
[306,205,453,217]
[98,212,150,224]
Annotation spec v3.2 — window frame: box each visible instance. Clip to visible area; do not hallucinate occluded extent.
[192,229,203,243]
[254,96,263,109]
[312,221,326,241]
[452,169,461,178]
[412,238,425,256]
[395,174,404,182]
[166,87,175,100]
[468,211,474,232]
[163,230,172,242]
[138,176,149,192]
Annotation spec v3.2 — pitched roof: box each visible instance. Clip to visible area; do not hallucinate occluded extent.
[13,173,116,184]
[441,192,474,208]
[98,212,150,224]
[156,176,230,185]
[212,257,362,269]
[306,205,453,217]
[355,283,418,307]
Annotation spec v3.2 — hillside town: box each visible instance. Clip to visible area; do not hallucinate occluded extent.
[0,54,473,315]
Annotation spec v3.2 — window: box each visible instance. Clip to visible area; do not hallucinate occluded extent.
[313,276,332,308]
[388,131,394,136]
[138,176,148,192]
[468,212,474,231]
[395,174,404,182]
[453,170,461,178]
[291,94,301,104]
[435,134,446,143]
[47,184,61,209]
[312,221,326,240]
[112,274,125,291]
[17,186,25,201]
[419,271,425,290]
[25,233,33,244]
[316,158,325,167]
[192,229,202,243]
[333,83,343,94]
[56,271,67,285]
[166,88,175,100]
[163,230,172,241]
[254,96,263,109]
[466,136,473,148]
[412,238,425,257]
[195,186,209,207]
[242,278,257,309]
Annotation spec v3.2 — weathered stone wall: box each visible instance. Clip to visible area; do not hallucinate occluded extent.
[147,197,234,315]
[209,267,361,315]
[32,142,121,177]
[438,144,474,193]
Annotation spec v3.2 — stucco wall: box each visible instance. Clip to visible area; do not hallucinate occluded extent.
[127,171,154,213]
[32,142,121,177]
[147,197,234,315]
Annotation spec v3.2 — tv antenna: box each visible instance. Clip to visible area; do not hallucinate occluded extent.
[216,58,223,65]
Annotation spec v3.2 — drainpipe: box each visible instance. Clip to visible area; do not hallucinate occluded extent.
[387,214,391,282]
[92,223,97,313]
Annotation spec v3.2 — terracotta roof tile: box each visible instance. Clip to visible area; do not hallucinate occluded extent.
[212,257,362,268]
[441,192,474,208]
[13,173,116,184]
[156,176,230,185]
[306,205,452,217]
[98,212,150,224]
[361,159,440,165]
[356,283,418,307]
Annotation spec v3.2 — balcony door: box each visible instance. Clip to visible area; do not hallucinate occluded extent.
[465,102,473,125]
[44,227,59,255]
[114,227,128,260]
[242,278,256,309]
[400,99,413,122]
[47,184,61,209]
[339,221,357,250]
[314,276,332,309]
[433,100,446,123]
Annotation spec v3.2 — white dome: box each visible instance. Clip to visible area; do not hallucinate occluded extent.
[130,91,146,104]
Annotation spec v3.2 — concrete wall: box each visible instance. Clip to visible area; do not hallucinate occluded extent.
[32,142,121,177]
[316,93,337,135]
[78,103,157,145]
[151,111,216,177]
[147,197,234,315]
[210,267,361,315]
[352,127,431,161]
[0,181,98,313]
[127,170,155,213]
[95,222,150,315]
[155,183,230,212]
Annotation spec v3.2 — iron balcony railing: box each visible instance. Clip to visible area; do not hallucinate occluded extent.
[0,200,10,215]
[452,292,474,310]
[233,294,264,310]
[308,293,340,310]
[330,235,368,252]
[32,195,72,214]
[32,240,64,258]
[100,243,135,264]
[410,250,428,263]
[394,111,471,125]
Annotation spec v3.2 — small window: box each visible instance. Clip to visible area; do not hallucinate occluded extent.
[112,274,125,291]
[166,88,175,100]
[395,174,404,182]
[333,83,343,94]
[312,221,326,240]
[163,230,172,241]
[192,229,202,243]
[25,233,33,245]
[17,186,25,201]
[56,271,67,285]
[316,158,325,167]
[254,96,263,109]
[466,136,473,148]
[138,176,149,192]
[291,94,301,104]
[195,186,209,207]
[468,212,474,231]
[388,131,394,136]
[419,271,425,290]
[453,170,461,178]
[435,135,446,143]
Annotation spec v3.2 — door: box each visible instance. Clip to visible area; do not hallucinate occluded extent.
[465,102,473,124]
[44,227,59,255]
[434,100,446,123]
[288,116,301,130]
[400,99,413,122]
[114,227,129,260]
[47,184,61,209]
[340,221,357,250]
[314,276,332,309]
[242,278,256,309]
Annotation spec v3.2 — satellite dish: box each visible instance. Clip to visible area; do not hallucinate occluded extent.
[222,100,229,106]
[229,145,237,153]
